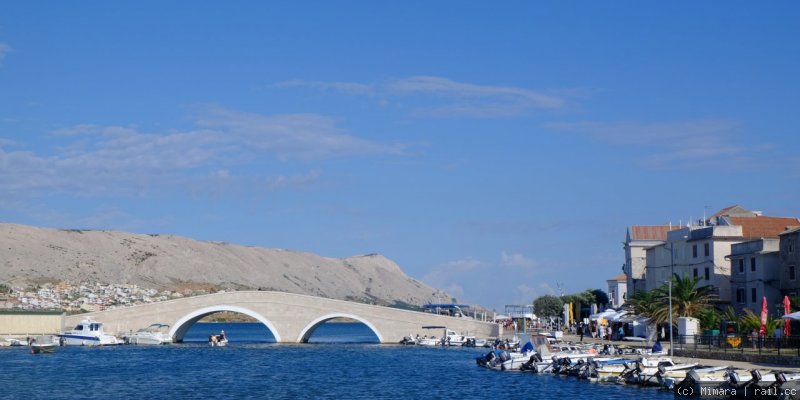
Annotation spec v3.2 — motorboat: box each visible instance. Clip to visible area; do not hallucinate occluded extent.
[5,338,28,347]
[476,349,522,370]
[732,369,800,396]
[209,332,229,347]
[57,318,122,346]
[416,326,445,346]
[126,324,173,345]
[29,335,57,354]
[622,356,697,386]
[443,329,476,347]
[669,366,746,393]
[399,335,417,345]
[581,358,633,382]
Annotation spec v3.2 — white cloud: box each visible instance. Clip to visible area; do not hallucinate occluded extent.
[501,251,536,268]
[544,119,758,168]
[277,76,568,117]
[196,106,404,161]
[0,106,402,198]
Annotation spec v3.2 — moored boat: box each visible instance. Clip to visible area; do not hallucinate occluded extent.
[57,318,121,346]
[29,335,57,354]
[126,323,173,345]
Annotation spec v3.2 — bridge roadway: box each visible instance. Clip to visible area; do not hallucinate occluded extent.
[64,291,499,343]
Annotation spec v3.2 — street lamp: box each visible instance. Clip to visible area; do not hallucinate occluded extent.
[668,243,674,357]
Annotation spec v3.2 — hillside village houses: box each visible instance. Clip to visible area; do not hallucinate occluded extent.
[620,205,800,317]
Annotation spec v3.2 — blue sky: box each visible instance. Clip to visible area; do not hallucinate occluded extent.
[1,2,798,310]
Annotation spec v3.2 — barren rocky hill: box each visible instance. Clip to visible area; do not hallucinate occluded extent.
[0,223,450,308]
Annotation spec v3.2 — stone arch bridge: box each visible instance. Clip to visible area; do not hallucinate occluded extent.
[64,291,499,343]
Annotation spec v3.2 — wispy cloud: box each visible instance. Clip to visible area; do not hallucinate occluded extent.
[501,251,536,268]
[277,76,568,117]
[0,106,402,198]
[544,119,760,168]
[0,43,10,63]
[196,106,404,161]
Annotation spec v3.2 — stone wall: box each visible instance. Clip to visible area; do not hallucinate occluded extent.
[0,310,64,335]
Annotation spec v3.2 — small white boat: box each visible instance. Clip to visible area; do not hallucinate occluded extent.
[416,326,446,346]
[5,338,28,347]
[208,331,229,347]
[29,336,57,354]
[57,318,122,346]
[127,324,173,345]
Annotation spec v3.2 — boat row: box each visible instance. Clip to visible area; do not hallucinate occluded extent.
[3,318,176,354]
[401,326,517,349]
[475,337,800,399]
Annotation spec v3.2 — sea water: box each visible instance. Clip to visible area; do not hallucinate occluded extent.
[0,323,672,399]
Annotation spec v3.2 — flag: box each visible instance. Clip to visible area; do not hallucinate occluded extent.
[784,295,792,337]
[760,296,768,336]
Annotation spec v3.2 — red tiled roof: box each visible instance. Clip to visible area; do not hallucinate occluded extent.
[608,273,627,282]
[728,216,800,238]
[712,205,743,218]
[629,225,680,241]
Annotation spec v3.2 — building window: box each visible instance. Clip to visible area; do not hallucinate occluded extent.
[704,267,710,281]
[790,239,795,254]
[739,259,744,273]
[693,244,698,258]
[751,258,756,272]
[704,243,710,257]
[791,265,797,281]
[751,288,757,303]
[693,268,698,278]
[736,288,745,304]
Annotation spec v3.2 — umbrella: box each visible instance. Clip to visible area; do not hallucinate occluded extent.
[784,296,792,336]
[759,296,768,335]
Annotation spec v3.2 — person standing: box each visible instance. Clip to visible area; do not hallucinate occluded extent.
[578,323,584,342]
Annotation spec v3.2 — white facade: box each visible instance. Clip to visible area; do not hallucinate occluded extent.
[729,239,780,315]
[645,226,743,303]
[606,275,627,307]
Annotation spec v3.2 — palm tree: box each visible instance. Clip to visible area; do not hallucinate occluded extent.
[651,273,716,325]
[627,289,665,323]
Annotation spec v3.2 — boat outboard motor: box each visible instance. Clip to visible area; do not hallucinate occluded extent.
[751,369,763,383]
[776,373,788,385]
[687,369,701,383]
[729,371,741,385]
[499,351,511,363]
[532,352,542,363]
[657,364,667,375]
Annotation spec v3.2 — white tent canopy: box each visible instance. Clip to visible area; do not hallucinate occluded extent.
[782,311,800,321]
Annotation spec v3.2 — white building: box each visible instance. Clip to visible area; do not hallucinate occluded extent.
[606,274,627,307]
[644,205,800,305]
[623,225,678,298]
[729,238,781,315]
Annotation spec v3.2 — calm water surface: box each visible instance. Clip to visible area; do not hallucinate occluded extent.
[1,323,673,399]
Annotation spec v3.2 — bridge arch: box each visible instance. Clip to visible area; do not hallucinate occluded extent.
[168,304,282,342]
[296,313,384,343]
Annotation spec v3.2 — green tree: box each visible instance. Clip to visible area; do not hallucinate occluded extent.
[739,309,782,334]
[650,274,716,325]
[695,307,720,331]
[627,289,664,324]
[533,295,564,318]
[591,289,609,307]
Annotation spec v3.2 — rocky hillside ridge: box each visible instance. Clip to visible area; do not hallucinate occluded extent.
[0,223,450,308]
